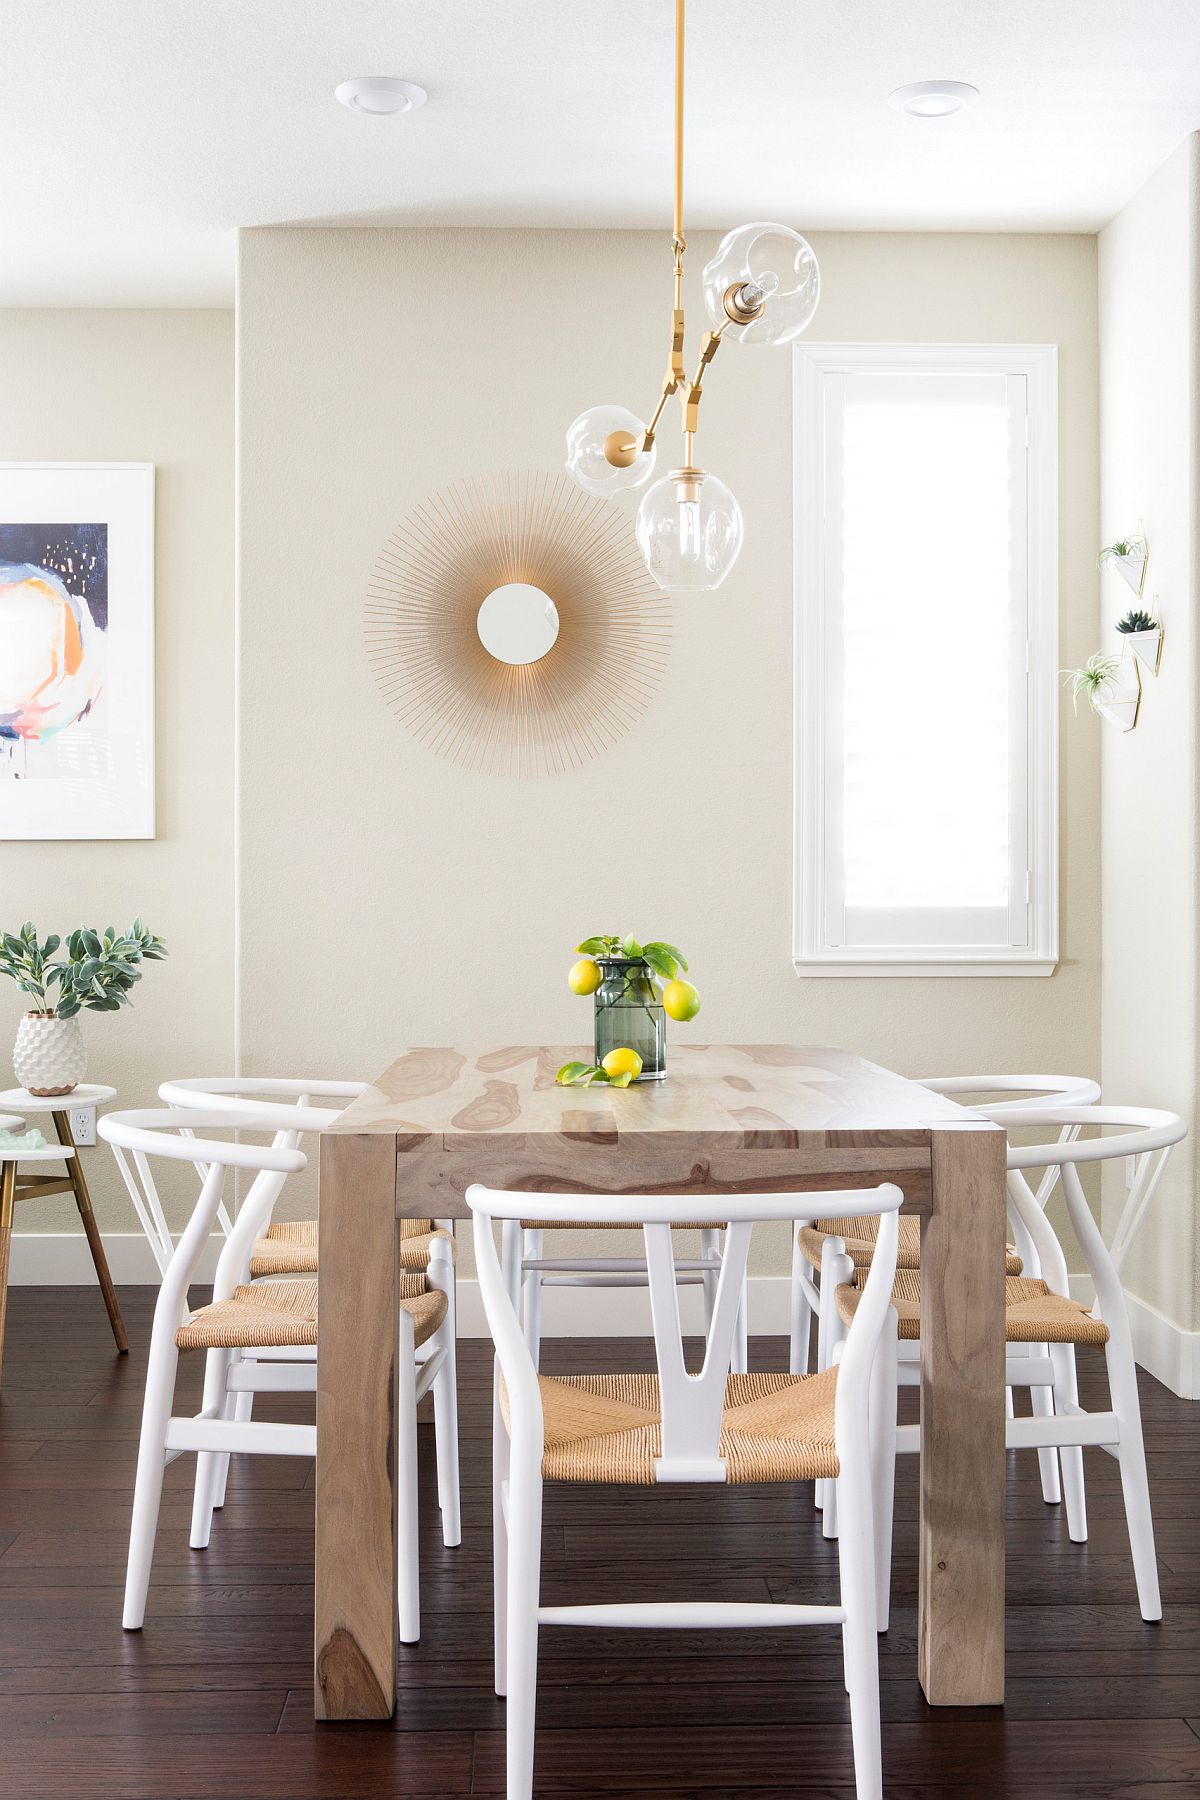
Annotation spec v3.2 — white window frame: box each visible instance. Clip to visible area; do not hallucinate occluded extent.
[793,342,1059,978]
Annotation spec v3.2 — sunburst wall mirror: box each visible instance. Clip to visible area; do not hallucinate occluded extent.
[366,472,670,776]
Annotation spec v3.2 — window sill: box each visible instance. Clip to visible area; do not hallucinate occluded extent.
[793,956,1058,979]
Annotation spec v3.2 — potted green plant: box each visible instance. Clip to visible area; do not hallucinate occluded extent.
[1097,533,1148,597]
[1062,653,1140,733]
[560,933,701,1086]
[1116,606,1162,676]
[0,920,167,1095]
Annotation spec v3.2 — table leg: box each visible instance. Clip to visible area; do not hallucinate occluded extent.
[51,1110,128,1354]
[315,1131,400,1721]
[0,1162,15,1388]
[918,1126,1007,1705]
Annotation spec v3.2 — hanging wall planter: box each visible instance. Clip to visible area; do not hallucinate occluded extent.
[1115,608,1163,676]
[1063,651,1142,734]
[1098,534,1148,598]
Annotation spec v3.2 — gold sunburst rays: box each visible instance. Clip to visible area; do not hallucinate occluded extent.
[365,472,671,777]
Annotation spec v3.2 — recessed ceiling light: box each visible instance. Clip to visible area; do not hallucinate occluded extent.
[889,80,979,119]
[335,77,427,116]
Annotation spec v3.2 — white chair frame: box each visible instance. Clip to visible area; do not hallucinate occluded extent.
[857,1104,1185,1625]
[156,1076,461,1552]
[470,1180,904,1800]
[504,1221,749,1373]
[101,1107,452,1642]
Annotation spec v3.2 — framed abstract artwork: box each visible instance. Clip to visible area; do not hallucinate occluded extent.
[0,463,155,838]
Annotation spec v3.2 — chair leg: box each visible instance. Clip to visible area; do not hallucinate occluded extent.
[838,1433,884,1800]
[1026,1342,1062,1504]
[732,1272,749,1375]
[190,1348,232,1548]
[492,1362,510,1697]
[818,1244,852,1523]
[505,1450,543,1800]
[213,1389,253,1509]
[521,1230,543,1372]
[1049,1344,1087,1542]
[870,1313,898,1632]
[0,1163,14,1391]
[396,1311,421,1644]
[700,1228,718,1337]
[1107,1339,1161,1621]
[789,1223,812,1375]
[123,1341,179,1629]
[432,1265,462,1549]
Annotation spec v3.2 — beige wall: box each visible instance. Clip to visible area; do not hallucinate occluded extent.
[1099,135,1200,1371]
[3,309,235,1239]
[238,226,1101,1273]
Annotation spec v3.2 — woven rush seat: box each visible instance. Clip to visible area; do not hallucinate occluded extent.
[835,1267,1110,1347]
[507,1366,840,1485]
[798,1214,1023,1276]
[175,1274,446,1352]
[248,1217,453,1278]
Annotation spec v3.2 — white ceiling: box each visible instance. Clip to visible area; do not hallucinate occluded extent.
[5,0,1200,306]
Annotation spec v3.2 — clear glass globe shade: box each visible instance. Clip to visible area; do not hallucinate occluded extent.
[701,222,820,346]
[635,471,744,592]
[564,403,657,497]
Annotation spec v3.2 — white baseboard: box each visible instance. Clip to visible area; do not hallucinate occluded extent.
[9,1232,226,1285]
[13,1239,1198,1400]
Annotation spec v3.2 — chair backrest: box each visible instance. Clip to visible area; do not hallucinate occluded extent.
[918,1074,1101,1211]
[99,1107,306,1322]
[158,1075,363,1136]
[468,1184,903,1484]
[991,1104,1185,1328]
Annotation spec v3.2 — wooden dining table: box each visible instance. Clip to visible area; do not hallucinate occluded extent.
[314,1043,1007,1720]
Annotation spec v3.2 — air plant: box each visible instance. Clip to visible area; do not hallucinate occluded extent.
[1116,608,1156,634]
[1097,535,1146,569]
[1062,653,1121,715]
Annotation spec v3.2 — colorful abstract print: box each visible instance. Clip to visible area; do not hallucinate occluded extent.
[0,524,107,753]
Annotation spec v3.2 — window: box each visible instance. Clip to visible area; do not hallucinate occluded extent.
[793,344,1058,976]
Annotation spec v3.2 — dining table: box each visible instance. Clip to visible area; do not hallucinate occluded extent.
[313,1043,1007,1719]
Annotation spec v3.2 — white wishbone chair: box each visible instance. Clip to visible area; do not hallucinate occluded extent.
[470,1179,904,1800]
[100,1108,452,1642]
[844,1104,1186,1624]
[155,1076,461,1550]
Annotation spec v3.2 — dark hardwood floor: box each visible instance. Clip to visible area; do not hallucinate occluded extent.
[0,1287,1198,1798]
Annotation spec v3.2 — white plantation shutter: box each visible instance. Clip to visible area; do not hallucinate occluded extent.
[794,346,1058,975]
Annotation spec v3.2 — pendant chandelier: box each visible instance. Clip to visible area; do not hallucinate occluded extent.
[564,0,820,591]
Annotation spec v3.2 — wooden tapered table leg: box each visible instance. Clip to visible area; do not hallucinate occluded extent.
[918,1124,1008,1705]
[50,1110,128,1354]
[0,1162,15,1389]
[314,1130,400,1721]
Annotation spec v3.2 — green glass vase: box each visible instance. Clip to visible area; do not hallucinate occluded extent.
[593,957,666,1081]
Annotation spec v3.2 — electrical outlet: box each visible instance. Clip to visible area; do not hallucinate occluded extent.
[68,1104,96,1147]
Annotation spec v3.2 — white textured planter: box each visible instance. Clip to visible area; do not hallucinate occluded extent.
[12,1013,87,1096]
[1118,626,1162,675]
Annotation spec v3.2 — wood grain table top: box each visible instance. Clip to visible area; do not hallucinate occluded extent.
[327,1044,997,1145]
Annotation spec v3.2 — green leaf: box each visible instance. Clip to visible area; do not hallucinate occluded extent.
[606,1070,634,1088]
[642,946,679,982]
[556,1061,599,1086]
[645,940,688,974]
[574,937,610,956]
[621,934,643,958]
[43,934,60,957]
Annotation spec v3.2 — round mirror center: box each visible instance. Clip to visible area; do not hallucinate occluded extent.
[476,583,560,665]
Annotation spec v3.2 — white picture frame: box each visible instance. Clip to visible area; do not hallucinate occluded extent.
[0,462,155,839]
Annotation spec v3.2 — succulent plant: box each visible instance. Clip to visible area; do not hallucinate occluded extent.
[1116,608,1156,634]
[1062,653,1121,715]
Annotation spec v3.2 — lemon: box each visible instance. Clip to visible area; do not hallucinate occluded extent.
[601,1046,643,1081]
[568,957,603,996]
[662,978,701,1022]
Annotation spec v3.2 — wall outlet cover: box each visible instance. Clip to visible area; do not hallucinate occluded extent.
[68,1105,96,1146]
